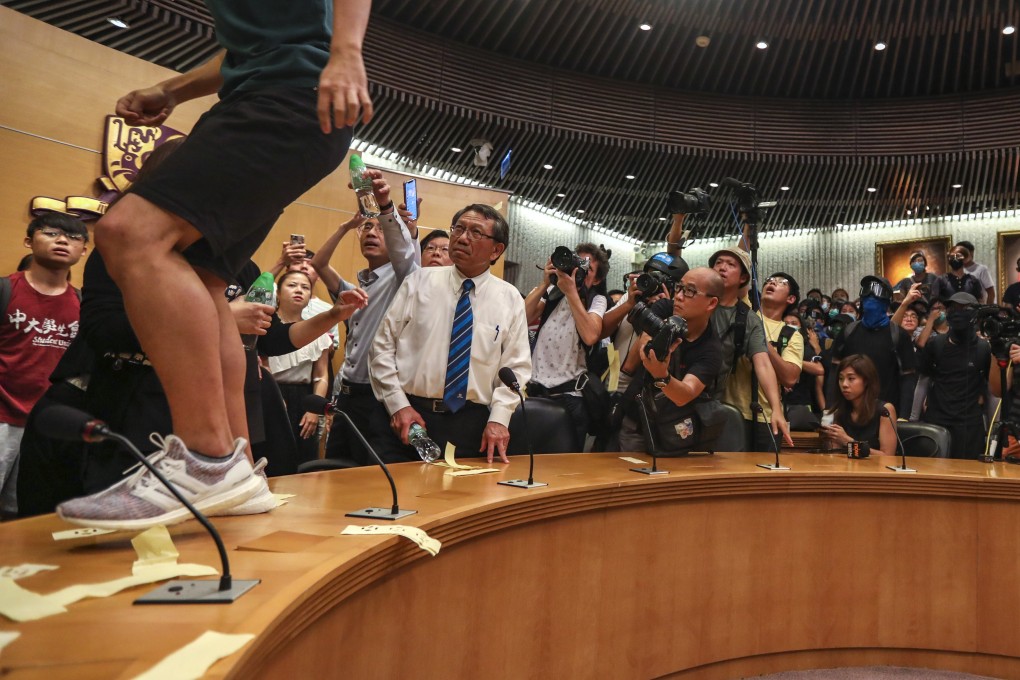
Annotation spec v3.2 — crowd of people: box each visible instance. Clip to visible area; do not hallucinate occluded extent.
[3,0,1019,532]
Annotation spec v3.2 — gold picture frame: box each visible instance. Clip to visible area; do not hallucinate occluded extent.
[997,230,1020,301]
[875,235,952,288]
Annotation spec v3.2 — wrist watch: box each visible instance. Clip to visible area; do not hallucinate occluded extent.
[653,375,670,389]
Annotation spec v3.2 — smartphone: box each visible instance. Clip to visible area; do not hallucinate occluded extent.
[403,179,418,221]
[290,234,305,246]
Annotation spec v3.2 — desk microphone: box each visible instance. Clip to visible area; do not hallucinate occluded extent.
[36,404,259,604]
[302,394,415,520]
[752,402,790,471]
[496,367,547,489]
[882,406,915,473]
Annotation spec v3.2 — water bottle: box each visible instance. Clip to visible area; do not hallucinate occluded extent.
[241,271,276,350]
[408,423,442,463]
[350,155,380,218]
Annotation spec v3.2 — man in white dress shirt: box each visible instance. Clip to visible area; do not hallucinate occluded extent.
[370,204,531,464]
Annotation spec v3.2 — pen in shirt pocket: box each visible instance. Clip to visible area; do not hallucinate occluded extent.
[493,325,500,342]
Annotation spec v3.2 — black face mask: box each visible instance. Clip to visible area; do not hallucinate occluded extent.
[949,257,965,270]
[947,309,975,339]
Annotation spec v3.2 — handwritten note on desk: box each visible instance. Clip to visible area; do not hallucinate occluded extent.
[342,525,441,556]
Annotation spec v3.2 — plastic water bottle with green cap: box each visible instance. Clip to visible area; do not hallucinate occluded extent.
[241,271,276,350]
[408,423,441,463]
[350,155,380,218]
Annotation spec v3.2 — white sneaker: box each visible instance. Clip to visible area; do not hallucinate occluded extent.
[212,458,280,516]
[57,435,260,531]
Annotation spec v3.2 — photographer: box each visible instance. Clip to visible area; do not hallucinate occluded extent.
[524,243,610,447]
[894,251,936,304]
[988,332,1020,459]
[624,268,724,453]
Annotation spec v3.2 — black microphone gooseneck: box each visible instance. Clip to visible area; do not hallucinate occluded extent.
[496,367,547,489]
[38,404,259,603]
[752,402,789,470]
[882,406,915,473]
[302,394,415,519]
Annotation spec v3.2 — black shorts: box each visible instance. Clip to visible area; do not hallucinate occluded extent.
[129,87,352,281]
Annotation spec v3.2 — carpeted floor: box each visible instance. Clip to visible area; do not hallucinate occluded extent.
[752,667,1000,679]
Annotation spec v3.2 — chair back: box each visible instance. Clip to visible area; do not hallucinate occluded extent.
[896,421,951,458]
[507,397,580,455]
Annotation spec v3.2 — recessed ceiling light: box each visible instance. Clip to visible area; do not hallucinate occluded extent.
[780,186,790,191]
[543,164,554,170]
[867,187,877,193]
[659,217,667,221]
[709,182,719,188]
[625,174,636,180]
[951,183,963,189]
[874,41,887,51]
[1005,25,1016,35]
[107,17,129,28]
[577,209,585,214]
[639,23,652,31]
[906,209,912,215]
[450,147,462,153]
[555,193,566,198]
[756,41,769,50]
[836,223,844,228]
[696,35,711,48]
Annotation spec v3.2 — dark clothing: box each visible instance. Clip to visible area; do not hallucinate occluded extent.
[1003,282,1020,309]
[836,399,885,452]
[277,382,319,466]
[406,396,492,464]
[931,272,984,304]
[206,0,331,97]
[919,334,990,459]
[894,273,937,303]
[131,88,351,282]
[831,323,916,414]
[784,329,819,408]
[325,383,401,466]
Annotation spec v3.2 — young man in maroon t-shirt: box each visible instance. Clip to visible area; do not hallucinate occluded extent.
[0,213,88,514]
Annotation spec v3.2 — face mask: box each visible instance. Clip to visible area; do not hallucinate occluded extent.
[844,311,857,321]
[861,296,890,329]
[833,298,848,307]
[947,309,975,340]
[911,261,926,274]
[936,311,946,324]
[828,308,838,319]
[949,257,964,271]
[820,302,829,312]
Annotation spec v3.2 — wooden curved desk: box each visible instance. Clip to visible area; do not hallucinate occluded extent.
[4,452,1020,679]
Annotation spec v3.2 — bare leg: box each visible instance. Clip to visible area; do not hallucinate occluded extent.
[96,194,233,457]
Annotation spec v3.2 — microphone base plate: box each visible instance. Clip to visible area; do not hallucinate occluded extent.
[346,507,417,520]
[630,467,669,475]
[498,479,548,489]
[886,465,917,473]
[135,578,260,605]
[757,463,791,471]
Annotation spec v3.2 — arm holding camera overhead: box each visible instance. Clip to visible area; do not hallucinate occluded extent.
[891,282,923,327]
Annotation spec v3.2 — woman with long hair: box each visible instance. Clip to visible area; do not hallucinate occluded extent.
[266,270,332,464]
[821,354,898,456]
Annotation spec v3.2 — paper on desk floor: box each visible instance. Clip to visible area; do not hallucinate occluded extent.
[52,527,117,541]
[447,468,501,477]
[342,524,441,556]
[434,441,474,469]
[619,456,648,465]
[0,564,58,580]
[0,630,20,656]
[132,631,255,680]
[0,525,217,623]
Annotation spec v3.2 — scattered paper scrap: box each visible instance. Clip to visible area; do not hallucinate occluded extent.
[0,564,58,580]
[52,527,116,541]
[447,468,501,477]
[0,630,20,655]
[619,457,648,465]
[342,524,440,556]
[132,631,255,680]
[439,441,474,470]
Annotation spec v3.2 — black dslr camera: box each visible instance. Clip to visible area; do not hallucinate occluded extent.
[667,188,710,215]
[628,302,688,360]
[976,305,1020,358]
[634,270,673,299]
[550,245,589,288]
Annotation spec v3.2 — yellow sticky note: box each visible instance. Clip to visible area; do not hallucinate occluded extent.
[619,456,648,465]
[0,578,67,622]
[0,630,20,655]
[132,526,179,574]
[342,525,441,556]
[447,468,501,477]
[0,564,58,580]
[132,631,254,680]
[52,527,117,541]
[442,441,474,470]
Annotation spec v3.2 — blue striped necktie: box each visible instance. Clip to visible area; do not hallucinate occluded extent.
[443,279,475,413]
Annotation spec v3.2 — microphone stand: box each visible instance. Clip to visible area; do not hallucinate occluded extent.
[631,391,668,475]
[753,402,789,470]
[498,387,548,489]
[883,408,915,473]
[336,407,417,520]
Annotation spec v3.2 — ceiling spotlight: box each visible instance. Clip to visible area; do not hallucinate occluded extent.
[639,23,652,31]
[780,186,790,191]
[576,209,586,214]
[709,182,719,188]
[951,183,963,189]
[867,187,877,193]
[659,217,667,221]
[625,174,636,180]
[836,223,844,228]
[874,41,887,51]
[756,40,769,50]
[543,164,554,170]
[450,147,462,153]
[106,17,129,28]
[696,35,711,48]
[1005,25,1016,35]
[555,193,566,198]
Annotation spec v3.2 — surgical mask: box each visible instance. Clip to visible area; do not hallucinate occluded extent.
[828,308,838,319]
[861,296,890,329]
[936,311,946,324]
[820,301,829,312]
[911,261,926,274]
[949,257,965,271]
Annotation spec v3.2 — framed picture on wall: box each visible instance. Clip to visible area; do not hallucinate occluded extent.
[998,231,1020,302]
[875,236,952,289]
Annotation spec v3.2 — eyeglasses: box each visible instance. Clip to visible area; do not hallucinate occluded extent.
[38,229,85,242]
[765,276,789,287]
[424,245,449,253]
[357,222,381,234]
[450,224,496,242]
[676,283,712,299]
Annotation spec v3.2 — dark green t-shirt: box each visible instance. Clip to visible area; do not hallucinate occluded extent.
[207,0,332,97]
